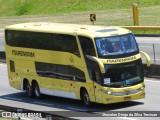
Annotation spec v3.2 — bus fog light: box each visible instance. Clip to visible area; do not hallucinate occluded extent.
[106,97,113,101]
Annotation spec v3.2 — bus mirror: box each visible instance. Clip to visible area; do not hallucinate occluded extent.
[73,52,80,57]
[140,51,151,67]
[86,55,105,73]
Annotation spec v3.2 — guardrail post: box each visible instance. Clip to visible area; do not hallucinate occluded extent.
[153,44,156,64]
[132,3,139,26]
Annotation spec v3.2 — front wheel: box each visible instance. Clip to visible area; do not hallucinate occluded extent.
[33,82,41,98]
[82,89,91,107]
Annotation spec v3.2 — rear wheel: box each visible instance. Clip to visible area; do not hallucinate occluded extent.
[33,82,41,98]
[25,81,33,97]
[82,89,91,107]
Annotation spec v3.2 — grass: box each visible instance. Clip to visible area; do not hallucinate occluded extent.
[0,0,159,34]
[0,0,160,16]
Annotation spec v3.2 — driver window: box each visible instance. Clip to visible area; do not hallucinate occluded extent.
[79,36,96,56]
[88,68,102,84]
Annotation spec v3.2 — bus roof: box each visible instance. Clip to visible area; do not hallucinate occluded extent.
[5,22,131,38]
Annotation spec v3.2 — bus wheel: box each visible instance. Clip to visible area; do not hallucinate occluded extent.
[82,89,91,107]
[25,81,33,97]
[33,82,41,98]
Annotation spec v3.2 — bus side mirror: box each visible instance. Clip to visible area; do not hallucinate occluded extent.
[140,51,151,67]
[86,55,105,73]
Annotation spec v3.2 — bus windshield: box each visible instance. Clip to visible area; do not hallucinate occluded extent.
[102,59,143,88]
[95,34,138,57]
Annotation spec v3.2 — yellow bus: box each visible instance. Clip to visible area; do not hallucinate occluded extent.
[5,23,150,107]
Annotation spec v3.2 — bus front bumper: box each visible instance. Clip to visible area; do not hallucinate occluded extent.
[101,89,145,104]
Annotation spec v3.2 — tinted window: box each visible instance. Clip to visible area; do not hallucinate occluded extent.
[79,36,96,56]
[35,62,86,82]
[85,57,102,84]
[5,30,80,57]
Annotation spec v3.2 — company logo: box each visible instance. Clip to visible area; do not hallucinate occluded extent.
[106,56,136,64]
[12,50,35,57]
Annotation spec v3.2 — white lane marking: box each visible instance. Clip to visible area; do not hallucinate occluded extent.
[0,63,6,66]
[34,101,54,106]
[118,117,138,120]
[145,79,160,83]
[66,107,87,112]
[4,97,22,101]
[20,118,33,120]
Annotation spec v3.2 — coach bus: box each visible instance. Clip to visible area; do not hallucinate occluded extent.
[5,23,150,106]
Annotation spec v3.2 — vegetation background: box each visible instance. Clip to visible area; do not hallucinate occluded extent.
[0,0,159,33]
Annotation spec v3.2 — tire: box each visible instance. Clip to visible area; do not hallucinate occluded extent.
[82,89,91,107]
[25,81,33,97]
[33,82,41,98]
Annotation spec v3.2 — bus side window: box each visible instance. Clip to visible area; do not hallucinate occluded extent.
[79,36,96,56]
[69,66,86,82]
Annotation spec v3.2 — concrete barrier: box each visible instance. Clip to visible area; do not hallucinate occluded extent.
[144,64,160,79]
[0,51,6,63]
[0,51,6,62]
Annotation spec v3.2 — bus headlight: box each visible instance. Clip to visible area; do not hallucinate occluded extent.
[107,91,112,95]
[100,88,113,95]
[107,89,113,95]
[100,89,113,95]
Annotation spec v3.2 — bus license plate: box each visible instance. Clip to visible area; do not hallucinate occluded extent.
[124,96,131,101]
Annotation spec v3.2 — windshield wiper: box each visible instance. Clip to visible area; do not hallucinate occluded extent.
[125,76,142,85]
[105,81,124,87]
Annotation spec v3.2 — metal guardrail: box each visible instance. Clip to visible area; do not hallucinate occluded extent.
[120,26,160,31]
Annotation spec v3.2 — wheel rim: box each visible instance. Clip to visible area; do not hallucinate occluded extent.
[84,92,89,105]
[26,83,31,96]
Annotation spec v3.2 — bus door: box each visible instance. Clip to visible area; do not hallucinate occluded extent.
[88,68,103,103]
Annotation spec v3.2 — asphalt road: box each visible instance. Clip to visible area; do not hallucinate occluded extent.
[0,32,160,64]
[0,63,160,120]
